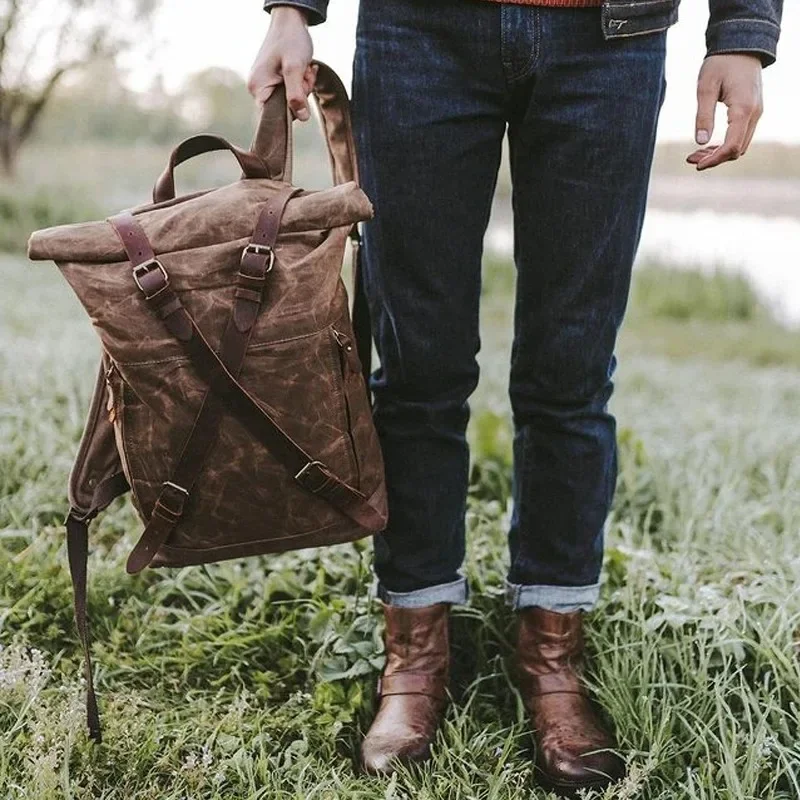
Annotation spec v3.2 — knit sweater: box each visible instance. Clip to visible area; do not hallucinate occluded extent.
[481,0,603,5]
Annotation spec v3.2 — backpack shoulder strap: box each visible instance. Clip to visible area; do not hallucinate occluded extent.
[64,358,131,744]
[68,354,129,515]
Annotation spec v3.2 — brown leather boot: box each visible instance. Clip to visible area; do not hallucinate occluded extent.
[360,602,450,775]
[516,607,625,795]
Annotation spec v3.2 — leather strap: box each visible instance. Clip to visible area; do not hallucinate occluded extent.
[107,207,384,567]
[109,187,301,574]
[152,134,272,204]
[66,470,130,743]
[377,672,447,702]
[520,671,586,699]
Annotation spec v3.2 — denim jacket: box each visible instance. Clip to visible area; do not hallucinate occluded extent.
[263,0,783,66]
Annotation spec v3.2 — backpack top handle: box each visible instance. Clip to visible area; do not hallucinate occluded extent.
[152,134,272,204]
[250,60,359,188]
[151,61,357,204]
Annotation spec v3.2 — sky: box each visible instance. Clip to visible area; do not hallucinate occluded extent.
[129,1,799,143]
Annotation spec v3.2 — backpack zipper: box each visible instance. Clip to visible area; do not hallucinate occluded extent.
[331,326,360,486]
[104,361,134,488]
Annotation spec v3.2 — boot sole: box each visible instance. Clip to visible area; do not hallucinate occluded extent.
[535,772,621,797]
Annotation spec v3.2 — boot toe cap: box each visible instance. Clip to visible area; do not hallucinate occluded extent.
[540,748,626,789]
[361,731,432,775]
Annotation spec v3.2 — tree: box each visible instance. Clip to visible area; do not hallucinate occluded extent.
[0,0,157,176]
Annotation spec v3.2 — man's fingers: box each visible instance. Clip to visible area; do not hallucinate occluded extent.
[302,63,319,95]
[251,80,280,107]
[695,75,720,145]
[685,145,717,164]
[741,102,763,156]
[283,61,311,121]
[695,110,750,170]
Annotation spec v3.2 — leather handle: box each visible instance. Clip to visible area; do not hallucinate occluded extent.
[250,60,358,187]
[152,134,272,203]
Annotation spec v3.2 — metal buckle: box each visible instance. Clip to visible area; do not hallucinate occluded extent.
[295,461,324,482]
[163,481,189,497]
[294,461,335,494]
[241,243,275,272]
[132,258,168,295]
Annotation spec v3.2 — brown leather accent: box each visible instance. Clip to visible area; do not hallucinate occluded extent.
[516,608,625,791]
[108,211,156,266]
[361,603,450,776]
[378,672,447,701]
[152,134,271,204]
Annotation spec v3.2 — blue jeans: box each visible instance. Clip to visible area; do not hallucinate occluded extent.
[351,0,667,612]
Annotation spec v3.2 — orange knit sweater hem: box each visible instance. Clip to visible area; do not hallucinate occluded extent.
[481,0,603,6]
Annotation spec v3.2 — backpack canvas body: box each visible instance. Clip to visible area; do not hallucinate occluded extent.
[31,180,385,566]
[26,63,388,741]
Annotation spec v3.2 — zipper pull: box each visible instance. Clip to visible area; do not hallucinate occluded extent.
[104,361,119,423]
[332,327,360,375]
[332,327,353,351]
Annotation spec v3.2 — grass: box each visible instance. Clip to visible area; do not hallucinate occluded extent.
[1,250,800,799]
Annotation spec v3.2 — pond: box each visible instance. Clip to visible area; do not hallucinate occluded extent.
[487,209,800,326]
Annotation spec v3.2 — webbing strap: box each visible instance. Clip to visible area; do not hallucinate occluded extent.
[109,186,301,574]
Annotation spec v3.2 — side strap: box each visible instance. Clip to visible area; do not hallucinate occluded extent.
[108,206,386,552]
[66,471,130,743]
[109,187,301,575]
[349,227,373,392]
[377,672,447,702]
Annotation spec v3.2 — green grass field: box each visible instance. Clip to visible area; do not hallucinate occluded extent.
[1,244,799,799]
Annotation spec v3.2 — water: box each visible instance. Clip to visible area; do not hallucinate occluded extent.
[487,209,800,327]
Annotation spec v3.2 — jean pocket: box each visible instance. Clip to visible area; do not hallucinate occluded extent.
[602,0,679,39]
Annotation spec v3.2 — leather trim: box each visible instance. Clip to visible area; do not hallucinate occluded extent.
[378,672,448,701]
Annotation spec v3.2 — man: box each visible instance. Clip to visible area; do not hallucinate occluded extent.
[248,0,782,793]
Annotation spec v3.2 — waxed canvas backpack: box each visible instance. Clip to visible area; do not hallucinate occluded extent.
[26,62,388,741]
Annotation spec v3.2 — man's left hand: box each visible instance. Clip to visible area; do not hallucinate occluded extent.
[687,54,764,171]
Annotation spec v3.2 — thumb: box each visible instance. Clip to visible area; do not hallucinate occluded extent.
[695,73,720,145]
[283,61,311,122]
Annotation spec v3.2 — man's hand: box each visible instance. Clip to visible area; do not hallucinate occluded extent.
[687,54,764,171]
[247,7,317,120]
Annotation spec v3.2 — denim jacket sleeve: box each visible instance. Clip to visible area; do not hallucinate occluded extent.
[263,0,328,25]
[706,0,783,66]
[261,0,782,67]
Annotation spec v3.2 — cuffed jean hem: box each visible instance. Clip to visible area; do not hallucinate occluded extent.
[504,579,600,613]
[373,575,470,608]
